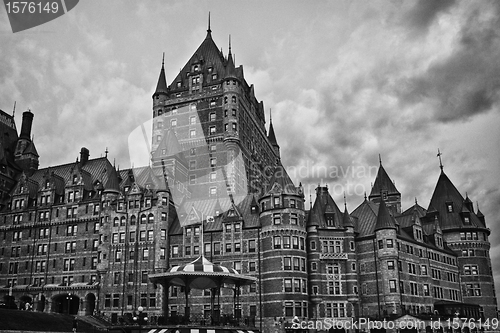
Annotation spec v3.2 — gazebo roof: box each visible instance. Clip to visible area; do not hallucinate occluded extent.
[149,255,256,289]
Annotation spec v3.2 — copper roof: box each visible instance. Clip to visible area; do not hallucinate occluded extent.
[369,164,400,196]
[428,171,486,230]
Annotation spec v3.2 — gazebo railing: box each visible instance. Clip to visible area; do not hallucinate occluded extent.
[162,313,256,328]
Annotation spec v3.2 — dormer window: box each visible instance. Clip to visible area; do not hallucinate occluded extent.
[464,216,470,224]
[212,74,217,80]
[273,197,280,207]
[382,191,388,200]
[446,202,453,213]
[194,65,199,72]
[45,180,50,188]
[326,215,334,227]
[176,82,181,88]
[208,67,213,73]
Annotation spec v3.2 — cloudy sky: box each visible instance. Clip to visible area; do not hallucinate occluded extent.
[1,1,500,302]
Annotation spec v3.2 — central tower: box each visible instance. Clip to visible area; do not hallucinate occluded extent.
[151,23,279,204]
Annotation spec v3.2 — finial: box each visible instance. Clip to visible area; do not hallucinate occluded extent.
[105,147,108,158]
[415,197,418,205]
[270,108,272,122]
[379,154,382,165]
[12,101,16,117]
[364,192,367,200]
[207,12,211,34]
[437,148,443,171]
[228,34,232,54]
[162,52,165,68]
[344,192,347,209]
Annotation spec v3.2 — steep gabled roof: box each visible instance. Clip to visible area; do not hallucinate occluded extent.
[151,130,187,165]
[402,201,427,217]
[428,171,486,230]
[351,199,379,237]
[370,163,399,197]
[265,163,298,195]
[169,30,227,89]
[308,187,344,228]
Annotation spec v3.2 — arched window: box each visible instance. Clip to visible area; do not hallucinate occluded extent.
[113,217,119,227]
[130,215,136,225]
[141,214,147,224]
[232,96,237,103]
[120,217,126,226]
[148,213,154,223]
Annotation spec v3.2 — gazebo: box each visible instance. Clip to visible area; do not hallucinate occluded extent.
[149,255,257,326]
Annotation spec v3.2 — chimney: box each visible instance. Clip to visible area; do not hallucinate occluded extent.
[80,147,89,166]
[20,110,34,140]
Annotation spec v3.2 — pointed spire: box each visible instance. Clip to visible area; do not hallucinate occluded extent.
[268,109,278,147]
[342,198,354,228]
[225,35,236,77]
[153,55,168,97]
[207,12,212,35]
[12,101,16,117]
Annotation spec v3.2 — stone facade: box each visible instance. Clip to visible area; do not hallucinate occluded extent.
[0,26,498,333]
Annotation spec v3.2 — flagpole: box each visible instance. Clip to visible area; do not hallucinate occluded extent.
[201,212,204,257]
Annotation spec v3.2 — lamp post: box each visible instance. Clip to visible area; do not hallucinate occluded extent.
[66,293,73,315]
[133,306,148,333]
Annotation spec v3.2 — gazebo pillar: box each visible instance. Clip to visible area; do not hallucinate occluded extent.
[184,286,190,322]
[162,282,169,321]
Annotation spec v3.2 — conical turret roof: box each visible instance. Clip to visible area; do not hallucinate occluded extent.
[153,57,168,97]
[374,199,397,231]
[104,166,121,194]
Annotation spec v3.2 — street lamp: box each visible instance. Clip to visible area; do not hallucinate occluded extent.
[66,293,73,315]
[133,306,148,333]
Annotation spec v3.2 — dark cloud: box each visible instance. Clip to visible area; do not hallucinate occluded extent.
[404,0,456,33]
[396,3,500,123]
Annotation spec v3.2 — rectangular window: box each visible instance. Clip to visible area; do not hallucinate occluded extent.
[213,242,220,255]
[389,280,397,292]
[248,239,256,252]
[273,236,281,249]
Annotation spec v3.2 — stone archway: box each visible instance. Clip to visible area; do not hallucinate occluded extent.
[19,295,33,310]
[85,293,96,315]
[51,294,80,315]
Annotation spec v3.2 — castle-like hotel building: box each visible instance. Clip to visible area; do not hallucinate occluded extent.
[0,26,497,332]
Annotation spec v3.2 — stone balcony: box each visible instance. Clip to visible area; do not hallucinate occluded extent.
[319,252,348,260]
